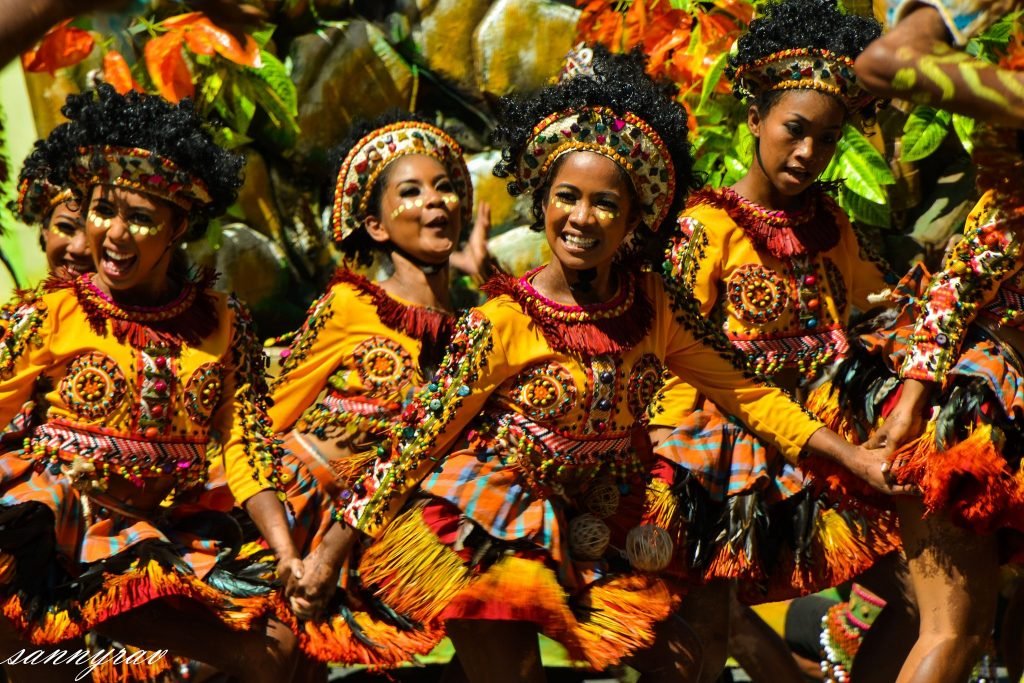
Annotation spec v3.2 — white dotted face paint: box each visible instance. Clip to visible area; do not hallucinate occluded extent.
[441,193,459,208]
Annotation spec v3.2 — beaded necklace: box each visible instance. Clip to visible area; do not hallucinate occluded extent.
[691,186,841,259]
[46,269,218,351]
[481,267,653,356]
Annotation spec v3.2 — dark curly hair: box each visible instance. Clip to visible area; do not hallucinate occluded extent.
[323,109,437,267]
[40,85,242,240]
[728,0,881,114]
[16,135,81,228]
[492,46,700,268]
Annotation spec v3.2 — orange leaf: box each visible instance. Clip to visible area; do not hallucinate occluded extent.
[22,20,95,74]
[167,12,261,67]
[144,31,194,103]
[103,50,136,94]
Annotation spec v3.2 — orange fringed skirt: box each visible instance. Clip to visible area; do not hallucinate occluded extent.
[273,431,447,668]
[650,396,900,604]
[0,442,281,683]
[806,321,1024,558]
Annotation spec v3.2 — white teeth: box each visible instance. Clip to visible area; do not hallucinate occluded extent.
[563,234,598,249]
[104,249,133,262]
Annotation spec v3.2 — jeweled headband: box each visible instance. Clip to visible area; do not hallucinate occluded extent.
[69,145,213,211]
[329,121,473,245]
[16,175,75,226]
[513,106,676,232]
[732,48,872,111]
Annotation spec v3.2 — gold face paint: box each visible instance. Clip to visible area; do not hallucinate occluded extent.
[441,193,459,208]
[88,211,162,236]
[389,198,424,220]
[550,196,574,214]
[594,207,620,223]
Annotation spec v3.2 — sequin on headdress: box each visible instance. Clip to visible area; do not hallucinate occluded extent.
[329,121,473,245]
[16,175,75,226]
[69,145,213,211]
[732,47,872,111]
[511,106,676,232]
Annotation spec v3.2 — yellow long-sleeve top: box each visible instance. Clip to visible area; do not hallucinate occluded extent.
[0,271,281,505]
[339,268,825,537]
[268,270,455,438]
[651,187,892,427]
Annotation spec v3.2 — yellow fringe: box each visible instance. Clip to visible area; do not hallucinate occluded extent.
[0,553,15,586]
[574,575,682,671]
[331,446,381,488]
[359,505,472,624]
[642,478,679,532]
[803,382,846,434]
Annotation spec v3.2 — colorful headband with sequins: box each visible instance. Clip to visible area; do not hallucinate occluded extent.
[513,106,676,232]
[732,48,873,111]
[330,121,473,245]
[16,175,76,226]
[69,145,213,211]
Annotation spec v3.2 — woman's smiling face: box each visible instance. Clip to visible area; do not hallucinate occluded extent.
[542,151,639,273]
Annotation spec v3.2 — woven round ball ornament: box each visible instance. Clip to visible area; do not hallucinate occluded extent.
[568,513,611,561]
[625,524,674,572]
[585,481,620,519]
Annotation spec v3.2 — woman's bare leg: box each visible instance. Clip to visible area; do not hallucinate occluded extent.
[97,599,298,683]
[627,614,703,683]
[895,498,999,683]
[447,619,545,683]
[851,551,919,683]
[674,579,731,683]
[727,602,804,683]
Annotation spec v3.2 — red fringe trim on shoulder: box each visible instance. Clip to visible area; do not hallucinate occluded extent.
[329,269,455,349]
[687,186,842,259]
[47,269,219,351]
[481,269,653,356]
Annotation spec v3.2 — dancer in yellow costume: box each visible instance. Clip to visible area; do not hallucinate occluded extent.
[0,86,302,683]
[266,112,481,666]
[285,47,907,682]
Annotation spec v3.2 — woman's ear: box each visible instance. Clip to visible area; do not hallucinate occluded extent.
[363,214,390,244]
[747,104,762,138]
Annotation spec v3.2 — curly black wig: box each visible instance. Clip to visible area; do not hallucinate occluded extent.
[323,109,438,267]
[15,134,80,228]
[728,0,882,113]
[492,45,700,266]
[40,85,242,240]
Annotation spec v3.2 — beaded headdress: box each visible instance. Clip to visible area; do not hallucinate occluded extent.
[732,47,872,111]
[69,145,213,210]
[329,121,473,245]
[16,175,76,226]
[511,106,676,232]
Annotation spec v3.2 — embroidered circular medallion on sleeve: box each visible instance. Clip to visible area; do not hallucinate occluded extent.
[507,361,577,421]
[727,264,790,325]
[628,354,667,419]
[60,352,127,419]
[185,362,225,426]
[352,337,414,389]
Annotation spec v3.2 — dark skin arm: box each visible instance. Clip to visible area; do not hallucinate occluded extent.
[854,2,1024,128]
[244,489,303,594]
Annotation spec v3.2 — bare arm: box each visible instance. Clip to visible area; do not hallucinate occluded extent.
[854,3,1024,127]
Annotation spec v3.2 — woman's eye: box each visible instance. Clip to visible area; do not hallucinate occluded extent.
[823,134,839,145]
[437,180,454,192]
[93,204,116,217]
[53,222,77,237]
[785,123,802,137]
[129,213,154,224]
[399,186,421,197]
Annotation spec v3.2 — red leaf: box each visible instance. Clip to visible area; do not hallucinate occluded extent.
[102,50,140,94]
[22,20,95,74]
[144,31,194,103]
[168,12,262,67]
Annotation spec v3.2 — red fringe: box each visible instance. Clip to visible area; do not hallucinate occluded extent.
[46,269,219,351]
[688,186,842,259]
[891,424,1024,533]
[329,269,455,348]
[480,269,654,356]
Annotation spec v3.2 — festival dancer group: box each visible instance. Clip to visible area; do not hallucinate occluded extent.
[0,0,1021,681]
